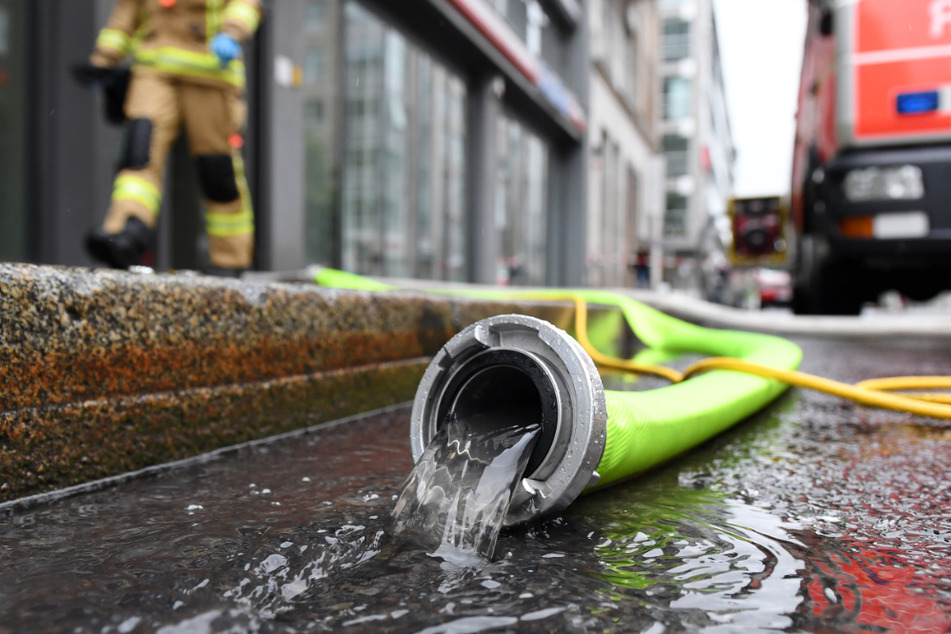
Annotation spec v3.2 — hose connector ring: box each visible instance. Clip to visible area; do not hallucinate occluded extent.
[409,314,607,525]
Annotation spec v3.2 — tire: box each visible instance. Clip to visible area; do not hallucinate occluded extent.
[793,153,866,316]
[792,152,821,315]
[814,262,865,315]
[792,237,865,315]
[792,236,819,314]
[901,277,942,303]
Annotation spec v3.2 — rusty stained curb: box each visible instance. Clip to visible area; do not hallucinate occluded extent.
[0,263,607,502]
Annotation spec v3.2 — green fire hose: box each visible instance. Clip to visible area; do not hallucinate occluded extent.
[312,267,951,524]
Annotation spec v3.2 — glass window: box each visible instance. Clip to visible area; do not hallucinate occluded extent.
[664,193,688,237]
[301,0,340,265]
[526,1,546,56]
[663,76,692,120]
[625,165,639,254]
[303,50,324,84]
[305,1,326,32]
[662,19,690,60]
[495,115,548,286]
[662,134,689,176]
[0,0,28,261]
[305,100,324,123]
[303,2,467,280]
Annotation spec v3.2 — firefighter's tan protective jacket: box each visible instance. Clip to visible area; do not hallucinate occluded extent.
[91,0,261,89]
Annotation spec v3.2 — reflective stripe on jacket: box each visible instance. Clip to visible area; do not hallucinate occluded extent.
[91,0,261,88]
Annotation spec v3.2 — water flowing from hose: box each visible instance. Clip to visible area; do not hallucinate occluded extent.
[391,417,541,563]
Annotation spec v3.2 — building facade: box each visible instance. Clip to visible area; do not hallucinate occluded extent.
[0,0,590,286]
[658,0,734,291]
[586,0,664,288]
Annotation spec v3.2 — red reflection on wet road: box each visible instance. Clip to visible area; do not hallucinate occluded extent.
[805,540,951,632]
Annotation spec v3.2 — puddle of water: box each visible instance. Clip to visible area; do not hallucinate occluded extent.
[0,337,950,632]
[390,415,540,564]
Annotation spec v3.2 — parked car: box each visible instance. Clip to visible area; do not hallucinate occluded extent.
[752,268,792,308]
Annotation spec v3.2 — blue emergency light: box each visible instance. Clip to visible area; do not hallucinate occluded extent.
[896,90,940,115]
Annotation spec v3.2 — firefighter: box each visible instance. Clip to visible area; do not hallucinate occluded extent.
[85,0,261,277]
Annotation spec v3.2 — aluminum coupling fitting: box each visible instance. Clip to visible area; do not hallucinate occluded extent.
[409,314,607,525]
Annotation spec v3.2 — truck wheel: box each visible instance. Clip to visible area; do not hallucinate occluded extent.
[814,263,864,315]
[792,281,814,314]
[792,153,822,314]
[902,279,941,303]
[792,237,864,315]
[792,236,820,314]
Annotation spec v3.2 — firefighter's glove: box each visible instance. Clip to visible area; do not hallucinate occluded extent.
[72,64,117,89]
[210,33,241,67]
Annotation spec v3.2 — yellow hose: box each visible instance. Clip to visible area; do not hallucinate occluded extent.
[854,376,951,391]
[681,357,951,419]
[561,295,951,421]
[567,295,684,383]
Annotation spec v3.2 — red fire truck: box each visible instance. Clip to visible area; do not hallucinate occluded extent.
[790,0,951,314]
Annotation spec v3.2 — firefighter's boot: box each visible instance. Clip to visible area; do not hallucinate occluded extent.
[85,216,154,269]
[206,266,244,278]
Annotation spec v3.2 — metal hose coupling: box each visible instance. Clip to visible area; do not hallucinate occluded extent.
[409,314,607,525]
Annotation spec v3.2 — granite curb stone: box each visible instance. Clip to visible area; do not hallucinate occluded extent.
[1,264,609,502]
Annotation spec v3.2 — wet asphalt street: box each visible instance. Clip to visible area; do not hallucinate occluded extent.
[0,304,949,632]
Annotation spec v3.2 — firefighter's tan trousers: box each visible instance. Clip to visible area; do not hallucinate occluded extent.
[103,69,254,269]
